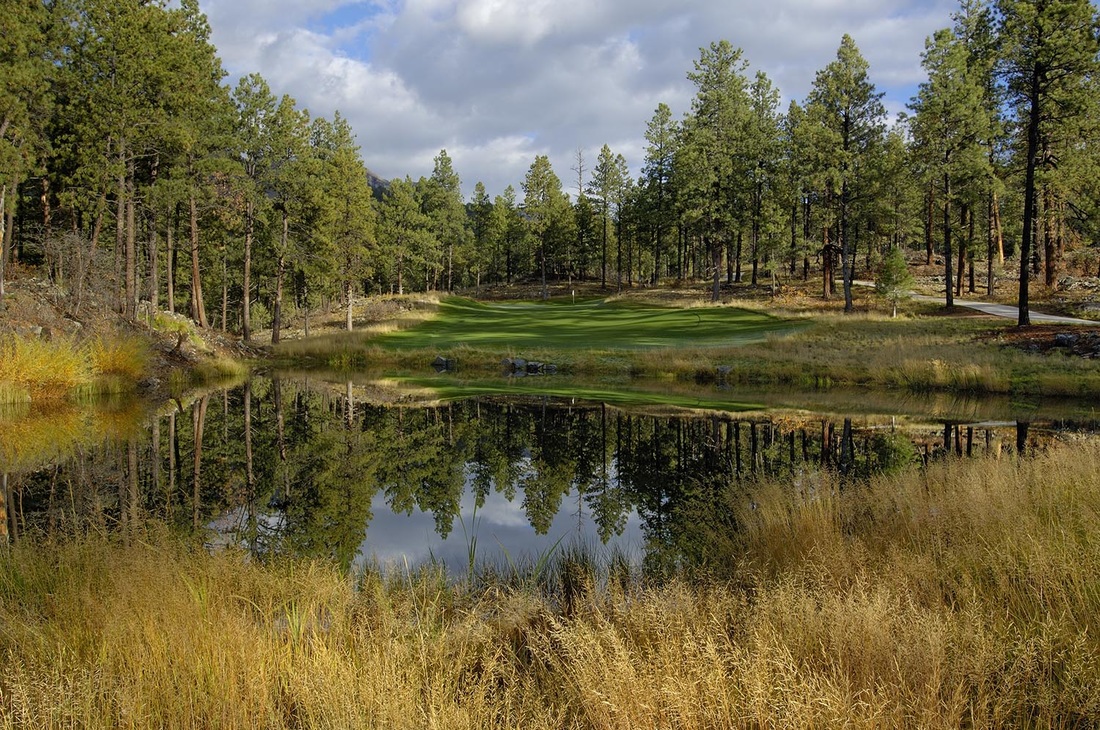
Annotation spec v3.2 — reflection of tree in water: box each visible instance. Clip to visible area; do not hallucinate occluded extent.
[0,377,1072,571]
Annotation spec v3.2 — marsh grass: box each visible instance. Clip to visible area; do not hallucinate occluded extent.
[0,333,162,404]
[88,335,150,380]
[3,444,1099,728]
[0,335,92,400]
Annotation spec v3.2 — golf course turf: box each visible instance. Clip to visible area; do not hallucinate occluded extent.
[373,296,798,350]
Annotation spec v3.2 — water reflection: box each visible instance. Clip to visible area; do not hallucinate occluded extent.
[2,377,1091,571]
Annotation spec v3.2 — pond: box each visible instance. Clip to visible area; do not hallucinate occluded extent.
[3,373,1099,575]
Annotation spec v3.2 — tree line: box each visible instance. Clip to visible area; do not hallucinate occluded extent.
[2,0,1099,337]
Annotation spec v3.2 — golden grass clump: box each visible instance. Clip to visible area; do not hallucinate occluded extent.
[2,445,1100,728]
[88,335,150,381]
[0,335,92,401]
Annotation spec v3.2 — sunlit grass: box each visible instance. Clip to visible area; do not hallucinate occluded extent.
[3,444,1099,727]
[0,335,92,401]
[275,303,1100,398]
[88,335,150,380]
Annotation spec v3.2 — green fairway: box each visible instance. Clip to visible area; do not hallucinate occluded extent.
[392,374,769,412]
[373,297,796,350]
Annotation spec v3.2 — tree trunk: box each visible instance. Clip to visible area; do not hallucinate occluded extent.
[1018,71,1040,327]
[220,249,228,333]
[192,395,208,530]
[0,184,7,303]
[345,279,353,331]
[242,199,253,342]
[600,209,608,289]
[303,283,310,337]
[840,182,853,313]
[943,173,954,310]
[956,206,967,297]
[734,229,742,284]
[987,193,995,296]
[967,207,976,294]
[925,182,935,265]
[166,209,176,315]
[148,209,159,312]
[115,165,126,313]
[189,195,208,327]
[125,162,137,320]
[993,190,1004,264]
[540,234,548,300]
[272,254,286,345]
[711,236,720,303]
[1043,184,1057,289]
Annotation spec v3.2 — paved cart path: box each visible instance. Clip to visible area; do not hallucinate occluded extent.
[910,294,1096,325]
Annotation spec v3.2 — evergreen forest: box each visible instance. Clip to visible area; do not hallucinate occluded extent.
[3,0,1100,338]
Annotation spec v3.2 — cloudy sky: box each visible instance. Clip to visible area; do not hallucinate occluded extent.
[199,0,958,199]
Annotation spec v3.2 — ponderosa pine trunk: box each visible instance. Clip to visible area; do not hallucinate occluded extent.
[189,195,208,328]
[242,198,253,342]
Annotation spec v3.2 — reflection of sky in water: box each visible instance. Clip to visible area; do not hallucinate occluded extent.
[358,469,643,574]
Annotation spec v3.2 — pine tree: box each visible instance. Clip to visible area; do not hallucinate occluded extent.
[679,40,750,301]
[806,34,886,312]
[997,0,1100,323]
[468,181,493,288]
[232,73,277,342]
[422,150,468,291]
[876,245,914,317]
[746,71,782,286]
[0,0,54,303]
[522,155,571,300]
[909,26,992,310]
[267,94,318,343]
[377,176,433,295]
[311,113,376,331]
[641,104,678,284]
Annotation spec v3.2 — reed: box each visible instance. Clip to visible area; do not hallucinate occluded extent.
[2,445,1099,728]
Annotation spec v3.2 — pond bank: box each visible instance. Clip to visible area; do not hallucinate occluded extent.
[3,442,1098,728]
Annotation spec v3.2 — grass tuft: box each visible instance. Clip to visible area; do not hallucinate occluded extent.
[0,335,92,401]
[88,335,150,380]
[3,444,1100,727]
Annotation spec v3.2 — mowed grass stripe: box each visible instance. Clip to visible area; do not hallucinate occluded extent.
[374,297,796,350]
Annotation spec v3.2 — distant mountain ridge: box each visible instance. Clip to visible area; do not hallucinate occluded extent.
[365,167,390,198]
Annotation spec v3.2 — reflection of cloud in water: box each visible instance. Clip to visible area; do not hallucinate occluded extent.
[358,482,642,574]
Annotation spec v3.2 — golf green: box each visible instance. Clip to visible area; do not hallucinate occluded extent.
[374,297,796,350]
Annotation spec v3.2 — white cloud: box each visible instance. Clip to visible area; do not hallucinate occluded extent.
[201,0,957,198]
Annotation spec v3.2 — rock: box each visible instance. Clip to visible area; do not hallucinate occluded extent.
[716,365,734,377]
[526,361,543,374]
[1054,333,1079,348]
[542,363,558,374]
[431,355,455,372]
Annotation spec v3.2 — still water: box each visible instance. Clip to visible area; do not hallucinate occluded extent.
[3,375,1098,574]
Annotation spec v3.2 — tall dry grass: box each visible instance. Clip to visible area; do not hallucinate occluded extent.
[0,336,91,401]
[2,445,1099,728]
[0,333,163,403]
